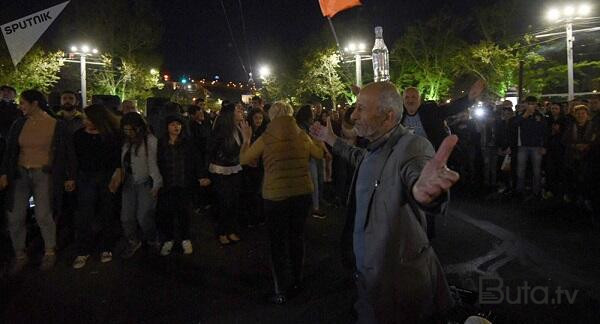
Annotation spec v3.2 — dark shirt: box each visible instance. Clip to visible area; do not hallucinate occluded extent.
[57,110,85,135]
[512,112,547,147]
[73,129,121,174]
[354,132,391,274]
[158,141,187,189]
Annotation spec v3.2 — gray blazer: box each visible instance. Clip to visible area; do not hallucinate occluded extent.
[334,124,453,323]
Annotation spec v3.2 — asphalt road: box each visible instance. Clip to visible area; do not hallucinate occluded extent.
[1,191,599,324]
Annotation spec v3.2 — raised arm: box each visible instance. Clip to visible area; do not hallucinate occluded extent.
[439,79,486,118]
[310,117,365,168]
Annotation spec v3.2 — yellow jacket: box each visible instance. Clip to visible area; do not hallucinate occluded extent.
[240,116,324,201]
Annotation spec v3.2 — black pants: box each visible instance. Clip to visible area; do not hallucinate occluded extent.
[241,166,264,226]
[75,171,116,255]
[157,187,192,241]
[264,194,311,294]
[212,173,241,235]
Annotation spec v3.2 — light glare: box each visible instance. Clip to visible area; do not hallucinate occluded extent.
[259,66,271,79]
[578,4,592,16]
[474,107,486,118]
[70,46,78,52]
[546,8,561,21]
[564,5,576,17]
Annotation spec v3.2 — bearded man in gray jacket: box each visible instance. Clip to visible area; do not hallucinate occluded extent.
[311,82,460,323]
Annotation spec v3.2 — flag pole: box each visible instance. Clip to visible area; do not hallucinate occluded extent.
[327,17,341,51]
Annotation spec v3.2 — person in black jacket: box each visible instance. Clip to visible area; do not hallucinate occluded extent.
[512,98,547,199]
[0,90,77,275]
[207,104,244,245]
[562,105,599,208]
[0,85,22,139]
[543,103,567,200]
[401,79,486,149]
[157,114,203,256]
[71,104,122,269]
[187,104,212,212]
[402,80,484,239]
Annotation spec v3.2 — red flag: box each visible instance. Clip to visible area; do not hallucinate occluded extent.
[319,0,362,18]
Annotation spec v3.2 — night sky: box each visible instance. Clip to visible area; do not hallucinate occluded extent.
[1,0,583,82]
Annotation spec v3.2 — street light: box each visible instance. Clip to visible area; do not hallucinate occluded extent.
[545,3,593,100]
[68,43,100,106]
[344,40,370,86]
[258,65,271,80]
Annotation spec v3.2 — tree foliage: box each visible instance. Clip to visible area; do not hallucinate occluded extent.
[0,48,63,94]
[297,48,347,108]
[89,55,161,109]
[391,14,464,101]
[454,39,544,97]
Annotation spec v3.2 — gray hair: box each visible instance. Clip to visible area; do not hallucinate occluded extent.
[376,82,404,121]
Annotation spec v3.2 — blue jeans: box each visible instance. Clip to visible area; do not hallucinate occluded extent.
[482,147,498,187]
[121,178,158,243]
[7,167,55,253]
[517,146,543,195]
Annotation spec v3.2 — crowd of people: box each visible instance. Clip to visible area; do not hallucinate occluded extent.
[0,80,598,321]
[0,86,343,303]
[447,94,600,211]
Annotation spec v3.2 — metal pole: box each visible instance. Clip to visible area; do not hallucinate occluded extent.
[355,53,362,86]
[80,55,87,106]
[566,22,575,101]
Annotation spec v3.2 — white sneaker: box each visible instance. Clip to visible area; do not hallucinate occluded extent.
[100,251,112,263]
[181,240,193,255]
[160,241,174,256]
[73,255,90,269]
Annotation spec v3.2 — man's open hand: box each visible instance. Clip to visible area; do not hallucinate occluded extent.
[310,117,336,146]
[412,135,460,205]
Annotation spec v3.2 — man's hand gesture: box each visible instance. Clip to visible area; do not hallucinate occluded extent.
[310,117,337,146]
[412,135,460,205]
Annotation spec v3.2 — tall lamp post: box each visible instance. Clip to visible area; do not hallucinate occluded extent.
[343,42,370,87]
[64,44,100,106]
[544,4,593,100]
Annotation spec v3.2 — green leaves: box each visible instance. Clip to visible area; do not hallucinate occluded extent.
[89,55,161,112]
[0,48,63,94]
[390,14,464,101]
[296,48,347,108]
